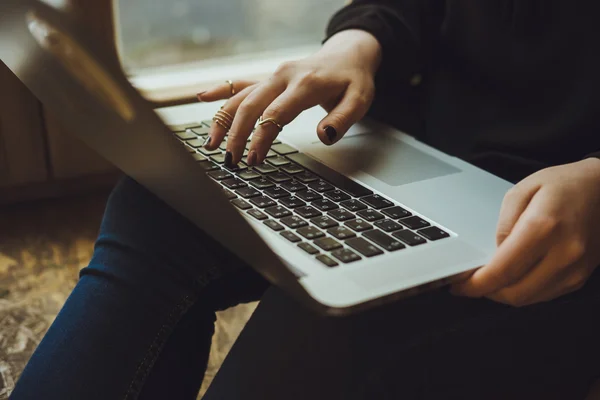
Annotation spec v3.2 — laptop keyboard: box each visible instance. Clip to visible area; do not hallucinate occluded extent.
[170,121,450,268]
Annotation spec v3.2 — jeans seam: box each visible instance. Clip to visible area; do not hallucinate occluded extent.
[122,294,196,400]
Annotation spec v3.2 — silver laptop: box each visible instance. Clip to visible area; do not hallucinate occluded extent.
[0,0,513,315]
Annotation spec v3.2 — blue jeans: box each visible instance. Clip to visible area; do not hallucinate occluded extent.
[11,177,600,399]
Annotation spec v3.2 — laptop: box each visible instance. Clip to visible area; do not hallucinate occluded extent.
[0,0,513,315]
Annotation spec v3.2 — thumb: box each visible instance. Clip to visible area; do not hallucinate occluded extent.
[496,183,541,246]
[317,84,373,146]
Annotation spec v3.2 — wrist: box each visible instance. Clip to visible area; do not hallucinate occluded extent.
[320,29,382,75]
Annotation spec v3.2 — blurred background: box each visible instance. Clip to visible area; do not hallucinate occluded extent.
[116,0,344,72]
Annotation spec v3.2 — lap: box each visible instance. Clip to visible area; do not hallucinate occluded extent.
[205,271,600,400]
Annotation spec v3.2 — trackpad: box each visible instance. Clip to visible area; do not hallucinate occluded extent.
[309,134,461,186]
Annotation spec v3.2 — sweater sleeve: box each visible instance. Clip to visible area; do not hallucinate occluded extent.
[325,0,445,87]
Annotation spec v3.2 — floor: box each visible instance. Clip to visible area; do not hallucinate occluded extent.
[0,191,256,399]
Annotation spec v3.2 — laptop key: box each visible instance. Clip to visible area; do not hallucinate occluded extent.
[201,119,214,127]
[271,143,298,155]
[190,126,210,135]
[169,123,203,132]
[296,190,323,202]
[345,219,373,232]
[267,172,292,183]
[298,242,320,255]
[295,171,319,183]
[314,237,343,251]
[327,226,356,240]
[328,209,355,222]
[265,206,292,219]
[187,138,207,148]
[297,226,325,240]
[266,156,290,167]
[312,199,339,212]
[222,178,247,190]
[265,149,278,158]
[382,206,412,219]
[210,153,226,164]
[263,219,285,231]
[392,230,427,246]
[310,216,339,229]
[417,226,450,241]
[264,187,291,199]
[330,248,361,264]
[374,219,403,232]
[249,178,275,190]
[235,187,261,198]
[281,164,305,175]
[231,198,252,210]
[361,195,394,210]
[279,197,306,209]
[280,231,302,243]
[346,237,384,257]
[208,170,233,180]
[247,209,268,220]
[400,216,431,230]
[357,209,385,222]
[222,189,237,200]
[175,130,197,140]
[308,180,335,193]
[280,180,306,192]
[192,153,207,162]
[199,161,220,171]
[238,170,262,180]
[324,190,351,202]
[295,206,322,219]
[281,216,308,229]
[254,164,278,174]
[287,153,373,197]
[199,147,221,156]
[250,196,277,208]
[363,230,406,252]
[224,162,248,172]
[340,199,367,212]
[316,254,339,268]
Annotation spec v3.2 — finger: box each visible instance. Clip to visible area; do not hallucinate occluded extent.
[198,80,258,102]
[484,256,588,307]
[452,188,559,297]
[204,84,257,151]
[227,81,286,164]
[249,86,321,164]
[317,81,373,145]
[496,183,541,246]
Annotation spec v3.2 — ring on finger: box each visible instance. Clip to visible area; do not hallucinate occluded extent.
[226,80,236,97]
[213,109,233,131]
[258,116,284,132]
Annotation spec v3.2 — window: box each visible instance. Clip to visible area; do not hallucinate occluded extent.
[115,0,345,74]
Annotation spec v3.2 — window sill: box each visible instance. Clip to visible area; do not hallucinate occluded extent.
[128,45,318,108]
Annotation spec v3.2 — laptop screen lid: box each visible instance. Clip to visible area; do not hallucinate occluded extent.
[0,0,339,314]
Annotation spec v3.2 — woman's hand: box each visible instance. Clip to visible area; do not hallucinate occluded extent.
[198,29,382,166]
[451,158,600,307]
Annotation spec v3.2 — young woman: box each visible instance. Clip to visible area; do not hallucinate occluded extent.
[12,1,600,399]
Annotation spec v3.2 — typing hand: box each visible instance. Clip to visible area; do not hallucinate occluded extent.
[451,158,600,307]
[198,30,381,166]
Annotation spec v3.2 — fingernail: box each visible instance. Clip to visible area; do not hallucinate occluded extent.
[325,126,337,144]
[197,91,207,102]
[224,151,234,168]
[203,136,211,148]
[247,150,258,166]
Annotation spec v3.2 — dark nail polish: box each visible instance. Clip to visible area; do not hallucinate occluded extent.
[203,136,211,147]
[247,150,257,166]
[224,151,234,168]
[325,126,337,143]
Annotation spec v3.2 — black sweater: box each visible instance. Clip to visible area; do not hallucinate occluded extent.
[326,0,600,182]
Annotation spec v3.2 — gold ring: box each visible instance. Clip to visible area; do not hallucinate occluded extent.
[258,116,284,132]
[216,109,233,122]
[226,80,236,97]
[213,109,233,131]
